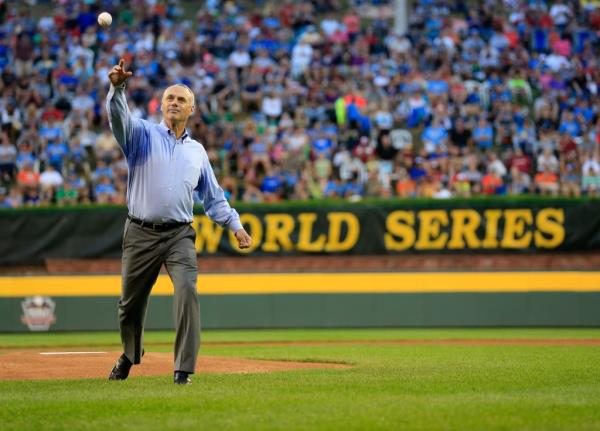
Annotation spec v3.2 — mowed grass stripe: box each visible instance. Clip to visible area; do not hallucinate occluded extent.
[1,329,600,431]
[1,272,600,296]
[3,328,600,349]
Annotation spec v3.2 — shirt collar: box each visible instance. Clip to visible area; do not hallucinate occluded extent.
[160,120,190,141]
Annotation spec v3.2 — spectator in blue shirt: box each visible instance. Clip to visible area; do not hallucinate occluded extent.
[422,117,448,154]
[39,118,63,143]
[94,176,117,204]
[16,146,36,171]
[473,117,494,150]
[574,100,594,125]
[323,174,345,198]
[46,139,69,171]
[260,169,284,201]
[409,158,427,181]
[559,111,582,137]
[344,172,364,199]
[93,160,114,182]
[312,134,334,157]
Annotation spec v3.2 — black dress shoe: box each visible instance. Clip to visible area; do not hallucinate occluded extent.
[108,354,133,381]
[174,371,192,385]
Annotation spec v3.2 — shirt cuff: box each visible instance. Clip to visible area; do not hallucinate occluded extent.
[228,217,243,233]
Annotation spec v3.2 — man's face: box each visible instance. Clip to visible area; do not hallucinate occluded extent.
[161,86,194,123]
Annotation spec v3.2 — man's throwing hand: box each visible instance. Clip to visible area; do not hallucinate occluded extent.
[108,59,133,86]
[234,229,252,249]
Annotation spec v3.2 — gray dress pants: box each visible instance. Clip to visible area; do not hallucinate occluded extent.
[119,218,200,373]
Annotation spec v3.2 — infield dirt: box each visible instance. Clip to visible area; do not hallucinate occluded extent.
[0,350,350,381]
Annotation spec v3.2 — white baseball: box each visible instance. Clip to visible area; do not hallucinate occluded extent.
[98,12,112,27]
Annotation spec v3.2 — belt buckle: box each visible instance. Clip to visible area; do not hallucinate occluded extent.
[140,220,154,230]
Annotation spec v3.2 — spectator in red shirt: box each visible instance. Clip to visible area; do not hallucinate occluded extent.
[482,167,504,195]
[343,12,360,41]
[16,161,39,191]
[535,167,560,196]
[558,132,578,158]
[507,147,532,174]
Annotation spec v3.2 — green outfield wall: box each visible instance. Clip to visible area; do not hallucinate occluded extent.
[1,272,600,332]
[2,293,600,332]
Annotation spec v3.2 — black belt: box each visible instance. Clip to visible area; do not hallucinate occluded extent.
[128,215,190,231]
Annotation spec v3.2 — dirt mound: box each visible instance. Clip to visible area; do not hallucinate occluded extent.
[0,351,349,381]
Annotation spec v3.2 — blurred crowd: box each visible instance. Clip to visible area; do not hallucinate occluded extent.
[1,0,600,208]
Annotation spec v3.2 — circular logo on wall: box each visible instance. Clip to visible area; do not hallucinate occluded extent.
[21,296,56,331]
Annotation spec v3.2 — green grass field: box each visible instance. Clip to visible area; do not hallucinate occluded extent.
[2,328,600,431]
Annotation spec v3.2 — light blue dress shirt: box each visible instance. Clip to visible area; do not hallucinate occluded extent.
[106,83,242,231]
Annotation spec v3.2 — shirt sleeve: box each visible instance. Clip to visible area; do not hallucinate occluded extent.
[105,83,145,156]
[196,153,243,232]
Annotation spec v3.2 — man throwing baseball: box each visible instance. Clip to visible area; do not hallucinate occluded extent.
[106,59,252,384]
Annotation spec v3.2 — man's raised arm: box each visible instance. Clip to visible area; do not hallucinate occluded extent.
[105,59,136,154]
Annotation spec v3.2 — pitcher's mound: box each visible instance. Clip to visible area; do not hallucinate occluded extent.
[0,351,349,381]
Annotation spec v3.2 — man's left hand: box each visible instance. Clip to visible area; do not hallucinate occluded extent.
[234,229,252,249]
